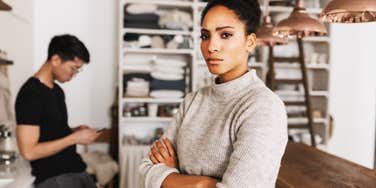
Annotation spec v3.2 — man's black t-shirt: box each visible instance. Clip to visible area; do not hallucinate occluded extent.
[15,77,86,184]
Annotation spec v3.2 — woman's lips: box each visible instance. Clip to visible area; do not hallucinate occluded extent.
[206,58,223,65]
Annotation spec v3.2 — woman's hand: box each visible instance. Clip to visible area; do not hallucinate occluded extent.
[149,136,178,168]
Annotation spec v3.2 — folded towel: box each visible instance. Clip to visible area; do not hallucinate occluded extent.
[123,64,153,73]
[124,13,159,22]
[123,33,140,41]
[151,72,184,80]
[123,73,151,89]
[150,90,184,98]
[126,78,150,97]
[153,66,185,74]
[153,58,187,68]
[151,79,185,91]
[124,54,153,64]
[125,4,158,14]
[124,21,160,29]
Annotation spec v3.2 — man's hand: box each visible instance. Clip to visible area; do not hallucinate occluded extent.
[149,137,178,168]
[72,124,90,132]
[70,128,100,145]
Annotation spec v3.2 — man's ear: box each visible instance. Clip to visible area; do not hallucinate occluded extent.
[246,33,257,52]
[50,54,62,66]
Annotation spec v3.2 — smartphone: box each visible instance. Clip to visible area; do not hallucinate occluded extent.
[96,128,105,133]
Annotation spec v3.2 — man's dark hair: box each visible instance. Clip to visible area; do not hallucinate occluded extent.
[201,0,261,35]
[47,34,90,63]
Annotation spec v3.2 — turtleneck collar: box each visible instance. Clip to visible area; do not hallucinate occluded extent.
[210,69,264,102]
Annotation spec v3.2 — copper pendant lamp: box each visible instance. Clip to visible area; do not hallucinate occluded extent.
[0,0,12,11]
[273,0,327,38]
[256,0,288,46]
[320,0,376,23]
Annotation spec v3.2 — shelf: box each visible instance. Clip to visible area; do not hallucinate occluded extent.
[250,62,264,68]
[121,117,173,122]
[288,117,327,124]
[123,28,192,36]
[124,0,193,7]
[266,6,323,14]
[197,3,322,14]
[274,63,330,70]
[0,58,13,65]
[276,90,329,97]
[290,37,330,43]
[123,97,183,103]
[123,48,194,55]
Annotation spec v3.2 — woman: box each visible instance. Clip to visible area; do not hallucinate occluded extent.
[140,0,287,187]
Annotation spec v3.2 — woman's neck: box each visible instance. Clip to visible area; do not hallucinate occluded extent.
[218,63,249,83]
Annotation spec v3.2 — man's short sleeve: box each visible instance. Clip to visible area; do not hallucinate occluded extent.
[15,89,42,126]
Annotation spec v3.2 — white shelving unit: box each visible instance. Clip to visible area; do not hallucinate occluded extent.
[118,0,332,149]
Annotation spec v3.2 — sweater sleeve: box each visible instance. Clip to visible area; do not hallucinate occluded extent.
[217,93,288,188]
[139,92,196,188]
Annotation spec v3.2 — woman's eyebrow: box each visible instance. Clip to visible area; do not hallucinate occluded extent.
[201,26,235,32]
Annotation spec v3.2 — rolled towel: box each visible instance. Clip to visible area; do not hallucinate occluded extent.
[151,36,165,49]
[150,90,184,98]
[138,35,152,48]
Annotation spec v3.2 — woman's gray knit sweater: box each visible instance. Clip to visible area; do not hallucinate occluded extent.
[139,70,288,188]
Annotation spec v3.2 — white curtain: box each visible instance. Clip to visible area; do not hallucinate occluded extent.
[120,145,150,188]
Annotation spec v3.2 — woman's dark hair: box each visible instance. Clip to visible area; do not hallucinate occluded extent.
[200,0,261,35]
[47,34,90,63]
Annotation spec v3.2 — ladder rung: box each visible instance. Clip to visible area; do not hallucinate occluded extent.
[288,124,309,129]
[275,79,303,84]
[274,57,300,63]
[284,101,306,106]
[287,112,306,117]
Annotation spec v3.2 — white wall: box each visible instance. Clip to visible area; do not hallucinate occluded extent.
[0,0,34,104]
[33,0,117,128]
[328,23,376,168]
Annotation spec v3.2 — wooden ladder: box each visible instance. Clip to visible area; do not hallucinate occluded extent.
[265,38,316,147]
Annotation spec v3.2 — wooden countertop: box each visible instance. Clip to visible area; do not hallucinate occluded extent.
[277,142,376,188]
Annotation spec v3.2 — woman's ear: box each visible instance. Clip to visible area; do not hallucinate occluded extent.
[246,33,256,52]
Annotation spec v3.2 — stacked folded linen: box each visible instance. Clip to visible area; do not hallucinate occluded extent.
[125,78,150,97]
[124,4,160,29]
[123,54,154,74]
[150,90,184,98]
[158,9,193,30]
[149,57,187,97]
[123,73,151,97]
[151,79,185,92]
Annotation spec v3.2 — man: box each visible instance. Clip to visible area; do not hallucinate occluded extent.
[15,34,100,188]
